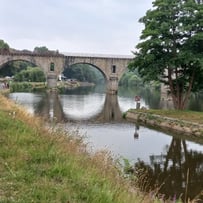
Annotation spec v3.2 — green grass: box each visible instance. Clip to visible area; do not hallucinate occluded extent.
[0,95,154,203]
[131,109,203,125]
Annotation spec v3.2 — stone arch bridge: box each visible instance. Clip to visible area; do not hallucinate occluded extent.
[0,52,133,94]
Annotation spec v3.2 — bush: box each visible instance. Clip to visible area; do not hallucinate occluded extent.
[10,82,33,92]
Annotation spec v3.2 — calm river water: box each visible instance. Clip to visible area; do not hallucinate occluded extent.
[8,86,203,201]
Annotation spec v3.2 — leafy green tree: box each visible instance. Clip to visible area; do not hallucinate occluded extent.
[0,39,9,53]
[119,72,131,87]
[33,46,49,54]
[0,61,34,77]
[63,64,105,84]
[119,71,143,87]
[128,75,142,86]
[129,0,203,109]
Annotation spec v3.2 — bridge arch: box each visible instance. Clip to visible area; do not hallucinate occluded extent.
[0,59,41,70]
[0,53,66,88]
[63,62,108,84]
[70,63,107,77]
[65,55,132,94]
[0,54,65,75]
[0,57,44,73]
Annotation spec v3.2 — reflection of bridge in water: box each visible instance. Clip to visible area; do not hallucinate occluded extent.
[35,92,65,122]
[87,93,123,123]
[35,92,123,123]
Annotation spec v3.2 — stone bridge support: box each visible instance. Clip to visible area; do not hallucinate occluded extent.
[107,75,119,94]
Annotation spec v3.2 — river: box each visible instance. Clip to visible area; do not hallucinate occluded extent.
[8,86,203,202]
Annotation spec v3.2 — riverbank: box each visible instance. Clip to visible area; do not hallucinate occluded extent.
[57,80,95,90]
[0,94,157,203]
[126,109,203,138]
[8,81,95,93]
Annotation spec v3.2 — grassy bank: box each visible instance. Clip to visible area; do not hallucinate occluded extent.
[9,82,46,92]
[0,94,157,203]
[140,109,203,125]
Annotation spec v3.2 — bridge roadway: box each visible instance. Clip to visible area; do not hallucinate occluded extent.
[0,51,133,94]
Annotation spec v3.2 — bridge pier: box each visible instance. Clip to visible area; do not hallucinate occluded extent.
[107,76,119,94]
[47,73,58,89]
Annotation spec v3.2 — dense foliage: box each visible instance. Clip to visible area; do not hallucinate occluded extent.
[14,67,46,82]
[63,64,105,84]
[0,61,34,77]
[33,46,49,53]
[129,0,203,109]
[33,46,59,55]
[119,70,143,87]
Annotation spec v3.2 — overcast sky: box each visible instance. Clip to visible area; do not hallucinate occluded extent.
[0,0,153,55]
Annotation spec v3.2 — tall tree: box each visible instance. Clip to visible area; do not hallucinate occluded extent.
[129,0,203,109]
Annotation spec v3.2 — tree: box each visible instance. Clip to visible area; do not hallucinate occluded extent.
[63,64,105,84]
[0,39,9,53]
[33,46,60,55]
[119,71,143,87]
[33,46,49,54]
[129,0,203,109]
[0,61,34,77]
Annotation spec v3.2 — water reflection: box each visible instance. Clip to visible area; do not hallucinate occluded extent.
[9,91,124,123]
[45,92,123,122]
[92,93,123,122]
[118,86,203,112]
[37,92,65,122]
[118,86,160,109]
[132,137,203,202]
[134,124,140,139]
